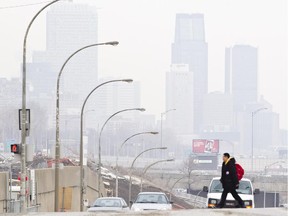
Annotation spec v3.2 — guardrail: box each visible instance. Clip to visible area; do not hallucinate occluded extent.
[174,192,206,208]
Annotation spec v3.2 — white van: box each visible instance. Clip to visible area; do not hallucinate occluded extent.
[203,177,259,208]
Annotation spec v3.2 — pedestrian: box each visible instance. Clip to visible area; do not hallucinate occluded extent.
[215,153,245,208]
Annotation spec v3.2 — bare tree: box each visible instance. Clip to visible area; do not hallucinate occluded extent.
[179,155,196,192]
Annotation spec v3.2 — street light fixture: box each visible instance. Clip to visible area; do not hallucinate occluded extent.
[169,175,186,201]
[97,108,146,197]
[129,147,167,206]
[140,158,174,192]
[21,0,62,213]
[115,131,159,196]
[54,41,119,212]
[251,107,267,172]
[160,109,176,177]
[79,79,132,211]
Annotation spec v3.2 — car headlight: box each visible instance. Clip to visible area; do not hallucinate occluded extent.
[210,199,217,204]
[244,200,253,208]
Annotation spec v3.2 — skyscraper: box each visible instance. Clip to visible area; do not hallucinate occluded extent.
[171,14,208,132]
[32,2,98,108]
[225,45,258,112]
[166,64,194,134]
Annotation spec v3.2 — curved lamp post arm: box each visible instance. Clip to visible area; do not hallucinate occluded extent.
[140,159,174,192]
[23,0,61,68]
[169,175,186,201]
[129,147,167,205]
[142,159,174,176]
[56,41,118,88]
[98,108,145,151]
[119,131,158,153]
[252,107,268,116]
[97,107,144,198]
[130,147,167,170]
[115,131,158,197]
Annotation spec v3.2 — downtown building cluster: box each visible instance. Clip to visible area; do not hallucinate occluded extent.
[0,2,287,163]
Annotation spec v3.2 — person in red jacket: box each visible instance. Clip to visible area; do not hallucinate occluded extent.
[215,153,245,208]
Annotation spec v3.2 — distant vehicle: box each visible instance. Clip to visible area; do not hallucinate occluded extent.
[130,192,172,211]
[203,177,259,208]
[87,197,129,212]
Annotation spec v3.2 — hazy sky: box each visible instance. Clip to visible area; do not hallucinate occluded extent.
[0,0,287,129]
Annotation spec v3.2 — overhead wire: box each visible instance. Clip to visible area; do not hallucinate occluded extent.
[0,1,52,10]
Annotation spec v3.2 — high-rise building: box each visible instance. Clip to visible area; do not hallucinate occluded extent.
[166,64,194,134]
[225,45,258,112]
[202,92,234,133]
[32,2,98,108]
[171,13,208,132]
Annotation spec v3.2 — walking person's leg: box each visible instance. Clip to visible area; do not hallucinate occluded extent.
[216,188,228,208]
[230,189,245,207]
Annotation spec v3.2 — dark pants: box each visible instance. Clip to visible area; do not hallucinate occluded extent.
[218,186,244,207]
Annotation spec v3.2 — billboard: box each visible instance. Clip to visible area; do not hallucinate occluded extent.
[193,139,219,153]
[192,155,218,170]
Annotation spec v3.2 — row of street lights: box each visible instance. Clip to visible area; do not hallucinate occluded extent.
[20,0,178,212]
[115,131,158,197]
[96,108,146,200]
[56,42,121,212]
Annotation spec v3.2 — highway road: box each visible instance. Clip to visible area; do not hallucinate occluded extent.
[1,208,287,216]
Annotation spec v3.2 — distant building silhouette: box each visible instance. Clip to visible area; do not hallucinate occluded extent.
[225,45,258,112]
[171,14,208,132]
[31,2,99,108]
[166,64,194,134]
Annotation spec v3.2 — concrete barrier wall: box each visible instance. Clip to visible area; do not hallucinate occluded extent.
[34,166,105,212]
[0,172,8,213]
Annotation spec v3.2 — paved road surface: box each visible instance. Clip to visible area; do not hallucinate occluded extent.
[2,208,287,216]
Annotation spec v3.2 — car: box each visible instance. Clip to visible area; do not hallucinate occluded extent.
[203,177,260,208]
[87,197,129,212]
[130,192,172,211]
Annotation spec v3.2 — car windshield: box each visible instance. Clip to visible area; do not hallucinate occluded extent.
[210,180,252,195]
[93,199,122,207]
[135,194,169,204]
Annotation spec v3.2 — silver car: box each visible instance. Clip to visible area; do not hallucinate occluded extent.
[131,192,172,211]
[87,197,129,212]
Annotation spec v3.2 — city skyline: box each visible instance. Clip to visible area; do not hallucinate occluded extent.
[0,0,286,129]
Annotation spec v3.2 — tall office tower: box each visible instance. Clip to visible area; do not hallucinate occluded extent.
[166,64,194,135]
[32,2,98,108]
[225,45,258,111]
[171,14,208,132]
[202,92,234,132]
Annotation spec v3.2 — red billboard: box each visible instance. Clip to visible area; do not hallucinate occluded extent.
[193,139,219,153]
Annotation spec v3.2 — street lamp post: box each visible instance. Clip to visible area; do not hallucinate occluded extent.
[97,108,146,197]
[251,107,267,172]
[79,79,133,211]
[21,0,61,212]
[115,131,158,197]
[169,176,185,201]
[140,158,174,192]
[129,147,167,206]
[55,41,119,212]
[160,109,176,178]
